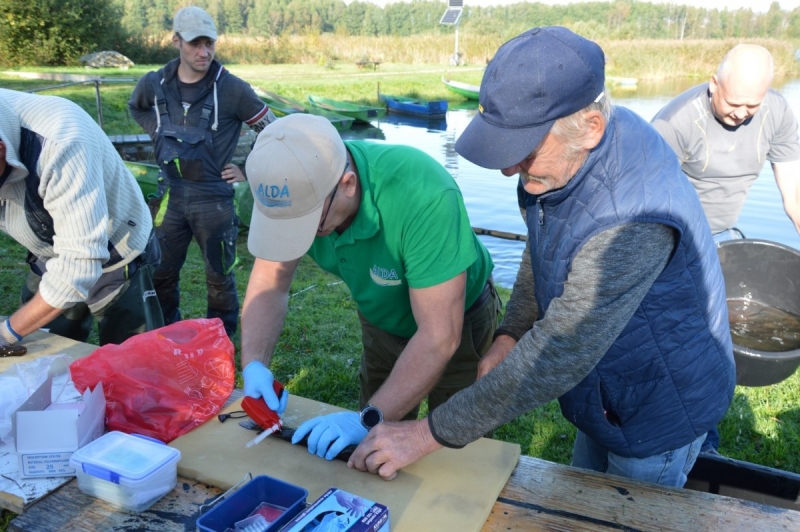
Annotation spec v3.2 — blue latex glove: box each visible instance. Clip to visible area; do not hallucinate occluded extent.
[291,412,368,460]
[242,361,288,414]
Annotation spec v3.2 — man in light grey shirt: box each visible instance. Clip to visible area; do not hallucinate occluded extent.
[652,44,800,238]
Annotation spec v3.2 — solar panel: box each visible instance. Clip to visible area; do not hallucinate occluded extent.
[448,0,464,7]
[439,8,462,25]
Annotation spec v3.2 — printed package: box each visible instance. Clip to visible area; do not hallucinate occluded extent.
[281,487,389,532]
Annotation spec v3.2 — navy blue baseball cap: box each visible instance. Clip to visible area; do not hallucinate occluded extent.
[455,26,605,170]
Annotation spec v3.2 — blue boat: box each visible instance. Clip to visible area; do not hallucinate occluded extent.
[378,93,448,119]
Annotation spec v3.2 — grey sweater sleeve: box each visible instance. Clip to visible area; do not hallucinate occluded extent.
[493,208,538,341]
[128,73,158,140]
[428,222,677,448]
[494,235,537,341]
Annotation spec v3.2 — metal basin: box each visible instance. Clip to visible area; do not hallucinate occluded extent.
[718,239,800,386]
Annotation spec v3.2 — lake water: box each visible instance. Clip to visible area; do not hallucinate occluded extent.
[342,78,800,287]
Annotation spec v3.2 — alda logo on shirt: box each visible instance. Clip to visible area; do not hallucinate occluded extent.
[256,183,291,208]
[370,265,402,286]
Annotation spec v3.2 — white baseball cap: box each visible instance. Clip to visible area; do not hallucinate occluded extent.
[173,6,217,42]
[245,114,347,262]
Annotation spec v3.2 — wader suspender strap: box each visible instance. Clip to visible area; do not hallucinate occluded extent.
[152,74,216,132]
[153,76,173,132]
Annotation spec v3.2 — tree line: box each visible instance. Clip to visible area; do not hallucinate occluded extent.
[1,0,798,66]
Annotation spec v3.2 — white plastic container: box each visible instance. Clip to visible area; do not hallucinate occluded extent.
[68,431,181,512]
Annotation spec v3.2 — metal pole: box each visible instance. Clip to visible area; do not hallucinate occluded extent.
[94,81,104,130]
[455,25,460,65]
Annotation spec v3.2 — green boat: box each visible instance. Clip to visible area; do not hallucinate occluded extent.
[442,77,480,100]
[124,161,254,228]
[307,95,387,124]
[252,87,354,131]
[251,87,303,117]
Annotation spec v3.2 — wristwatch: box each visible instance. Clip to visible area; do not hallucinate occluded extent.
[360,403,383,430]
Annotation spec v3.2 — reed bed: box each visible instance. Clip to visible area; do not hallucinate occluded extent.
[209,33,800,79]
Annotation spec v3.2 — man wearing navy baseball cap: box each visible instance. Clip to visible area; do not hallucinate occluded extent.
[349,27,735,488]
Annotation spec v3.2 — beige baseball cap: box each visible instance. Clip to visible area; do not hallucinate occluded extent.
[245,114,347,262]
[173,6,217,41]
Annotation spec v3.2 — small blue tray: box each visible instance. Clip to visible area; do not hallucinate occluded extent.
[196,473,308,532]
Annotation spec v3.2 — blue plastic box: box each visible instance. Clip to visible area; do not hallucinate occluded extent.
[196,474,308,532]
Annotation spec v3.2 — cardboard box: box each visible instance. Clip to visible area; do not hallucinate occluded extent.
[13,376,105,478]
[282,487,389,532]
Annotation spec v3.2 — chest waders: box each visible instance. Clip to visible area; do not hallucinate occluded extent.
[149,74,241,337]
[151,78,221,226]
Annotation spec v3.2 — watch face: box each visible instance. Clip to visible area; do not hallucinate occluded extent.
[361,406,382,429]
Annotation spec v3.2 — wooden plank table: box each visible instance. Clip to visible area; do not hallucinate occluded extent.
[10,454,800,531]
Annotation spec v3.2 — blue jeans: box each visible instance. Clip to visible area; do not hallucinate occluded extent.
[571,430,707,487]
[153,187,240,337]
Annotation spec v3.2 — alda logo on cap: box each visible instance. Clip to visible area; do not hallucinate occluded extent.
[256,182,291,208]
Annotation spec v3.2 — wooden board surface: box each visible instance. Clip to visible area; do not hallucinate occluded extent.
[171,395,521,532]
[0,329,95,373]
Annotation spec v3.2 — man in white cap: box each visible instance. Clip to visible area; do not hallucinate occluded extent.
[241,113,500,461]
[348,27,734,487]
[129,5,274,338]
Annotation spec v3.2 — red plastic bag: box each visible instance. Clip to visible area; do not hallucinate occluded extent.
[70,318,235,443]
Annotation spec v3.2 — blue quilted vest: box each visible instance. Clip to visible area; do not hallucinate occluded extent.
[520,107,735,458]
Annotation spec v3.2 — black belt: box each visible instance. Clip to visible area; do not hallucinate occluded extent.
[466,280,493,314]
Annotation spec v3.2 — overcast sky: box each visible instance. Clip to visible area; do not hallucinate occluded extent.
[358,0,800,13]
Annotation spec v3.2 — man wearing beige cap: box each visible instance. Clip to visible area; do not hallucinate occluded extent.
[241,113,500,461]
[129,5,274,338]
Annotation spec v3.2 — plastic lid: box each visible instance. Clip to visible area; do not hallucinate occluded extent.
[69,431,181,482]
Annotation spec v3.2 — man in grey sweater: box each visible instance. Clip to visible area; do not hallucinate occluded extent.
[348,27,735,488]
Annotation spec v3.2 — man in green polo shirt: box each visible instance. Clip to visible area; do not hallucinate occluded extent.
[240,113,499,461]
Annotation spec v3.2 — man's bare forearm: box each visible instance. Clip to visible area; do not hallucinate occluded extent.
[240,259,298,367]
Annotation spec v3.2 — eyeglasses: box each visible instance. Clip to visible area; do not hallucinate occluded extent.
[318,162,350,233]
[318,182,340,232]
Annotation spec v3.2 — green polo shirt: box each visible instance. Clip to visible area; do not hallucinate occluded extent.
[306,140,493,338]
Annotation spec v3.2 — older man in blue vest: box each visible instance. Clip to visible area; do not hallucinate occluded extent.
[348,26,735,488]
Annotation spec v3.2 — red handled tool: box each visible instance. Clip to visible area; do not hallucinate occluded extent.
[242,380,285,448]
